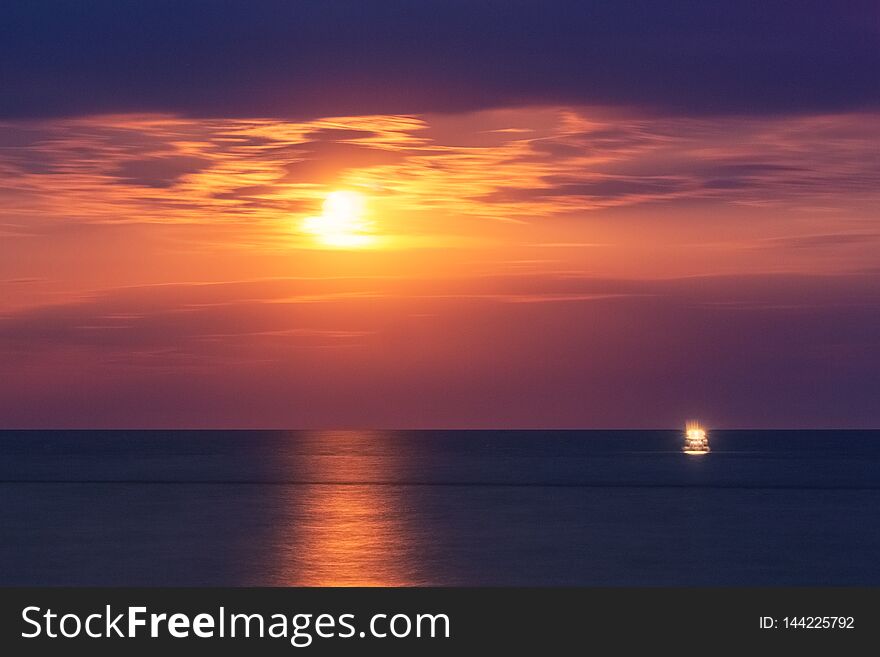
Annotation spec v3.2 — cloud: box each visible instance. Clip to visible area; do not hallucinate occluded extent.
[1,109,878,244]
[2,271,877,352]
[280,140,408,184]
[0,271,878,427]
[111,155,213,188]
[1,277,45,284]
[776,232,879,246]
[483,176,692,204]
[304,128,379,141]
[1,1,877,120]
[0,277,387,362]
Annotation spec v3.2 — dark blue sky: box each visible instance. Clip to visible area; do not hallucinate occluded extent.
[2,0,878,119]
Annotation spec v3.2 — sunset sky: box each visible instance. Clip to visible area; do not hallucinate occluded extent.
[1,1,878,427]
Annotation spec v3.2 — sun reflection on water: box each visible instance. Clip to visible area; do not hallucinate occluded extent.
[272,431,424,586]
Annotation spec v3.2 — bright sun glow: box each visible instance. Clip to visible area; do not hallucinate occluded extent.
[301,190,375,248]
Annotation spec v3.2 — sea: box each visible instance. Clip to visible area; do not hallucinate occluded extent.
[1,430,878,586]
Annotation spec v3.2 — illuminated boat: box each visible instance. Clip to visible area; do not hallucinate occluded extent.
[683,421,710,455]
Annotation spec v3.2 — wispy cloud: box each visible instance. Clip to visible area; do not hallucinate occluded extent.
[2,109,878,247]
[1,271,877,427]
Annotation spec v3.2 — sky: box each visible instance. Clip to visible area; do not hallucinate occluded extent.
[1,1,878,428]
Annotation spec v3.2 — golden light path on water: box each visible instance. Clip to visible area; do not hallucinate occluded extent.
[271,431,424,586]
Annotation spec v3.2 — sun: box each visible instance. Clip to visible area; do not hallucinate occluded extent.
[301,190,375,248]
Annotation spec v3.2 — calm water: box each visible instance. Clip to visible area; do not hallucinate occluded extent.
[1,430,878,586]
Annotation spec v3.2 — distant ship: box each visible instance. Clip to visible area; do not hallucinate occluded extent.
[683,421,710,455]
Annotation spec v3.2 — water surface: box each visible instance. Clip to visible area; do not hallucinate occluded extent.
[1,430,878,585]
